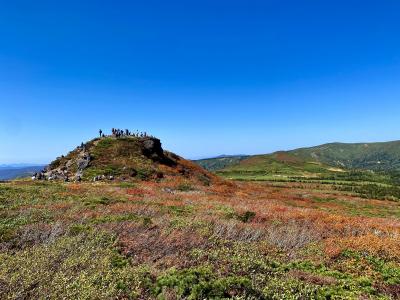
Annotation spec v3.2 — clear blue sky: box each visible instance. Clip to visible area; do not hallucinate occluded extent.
[1,1,400,164]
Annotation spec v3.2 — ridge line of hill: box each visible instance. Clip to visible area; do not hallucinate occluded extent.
[195,139,400,173]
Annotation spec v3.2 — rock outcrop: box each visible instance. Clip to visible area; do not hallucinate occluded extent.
[36,136,216,185]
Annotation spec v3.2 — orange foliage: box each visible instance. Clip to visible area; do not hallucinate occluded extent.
[126,188,155,197]
[68,184,82,191]
[325,234,400,260]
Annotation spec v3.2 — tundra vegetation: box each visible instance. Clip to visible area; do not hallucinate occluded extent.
[1,175,399,299]
[1,134,400,299]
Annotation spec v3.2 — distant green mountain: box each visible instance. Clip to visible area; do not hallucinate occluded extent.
[194,155,249,171]
[194,141,400,184]
[217,151,340,180]
[286,141,400,171]
[199,141,400,172]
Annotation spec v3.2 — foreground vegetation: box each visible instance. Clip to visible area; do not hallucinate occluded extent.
[1,175,399,299]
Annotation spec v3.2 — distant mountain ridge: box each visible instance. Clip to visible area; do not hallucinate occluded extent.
[286,140,400,171]
[195,140,400,173]
[195,155,249,171]
[0,165,46,180]
[213,154,249,158]
[0,164,46,170]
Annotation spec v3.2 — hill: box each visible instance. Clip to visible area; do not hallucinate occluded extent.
[198,141,400,194]
[198,141,400,174]
[195,155,249,171]
[38,134,218,186]
[286,141,400,171]
[217,151,345,180]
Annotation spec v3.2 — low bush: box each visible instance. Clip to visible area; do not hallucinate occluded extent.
[237,210,256,223]
[176,183,195,192]
[0,231,149,299]
[262,277,319,299]
[154,266,257,299]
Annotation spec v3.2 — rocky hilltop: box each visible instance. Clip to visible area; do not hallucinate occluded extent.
[35,132,217,185]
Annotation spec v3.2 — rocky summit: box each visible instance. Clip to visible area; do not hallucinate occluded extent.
[36,135,216,185]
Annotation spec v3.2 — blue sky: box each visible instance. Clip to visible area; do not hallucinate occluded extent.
[1,0,400,164]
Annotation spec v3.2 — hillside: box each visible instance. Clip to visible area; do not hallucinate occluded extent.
[197,140,400,177]
[199,141,400,199]
[195,155,249,171]
[218,151,344,180]
[38,134,218,186]
[287,141,400,171]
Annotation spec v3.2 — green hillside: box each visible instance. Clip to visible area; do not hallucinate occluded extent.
[205,140,400,177]
[287,141,400,171]
[195,155,249,171]
[209,141,400,199]
[217,151,346,180]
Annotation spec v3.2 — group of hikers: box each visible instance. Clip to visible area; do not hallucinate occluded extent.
[99,128,152,138]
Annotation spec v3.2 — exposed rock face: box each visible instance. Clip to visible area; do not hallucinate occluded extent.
[141,138,164,160]
[141,138,176,167]
[77,155,91,171]
[142,138,162,155]
[75,153,91,180]
[43,169,68,181]
[33,145,91,181]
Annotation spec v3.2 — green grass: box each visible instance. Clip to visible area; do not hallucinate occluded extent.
[190,243,394,299]
[218,167,400,201]
[0,230,149,299]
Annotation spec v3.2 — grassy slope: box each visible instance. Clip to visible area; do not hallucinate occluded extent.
[1,179,399,299]
[216,150,400,201]
[199,140,400,176]
[287,140,400,171]
[195,155,249,171]
[209,142,400,198]
[218,151,341,179]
